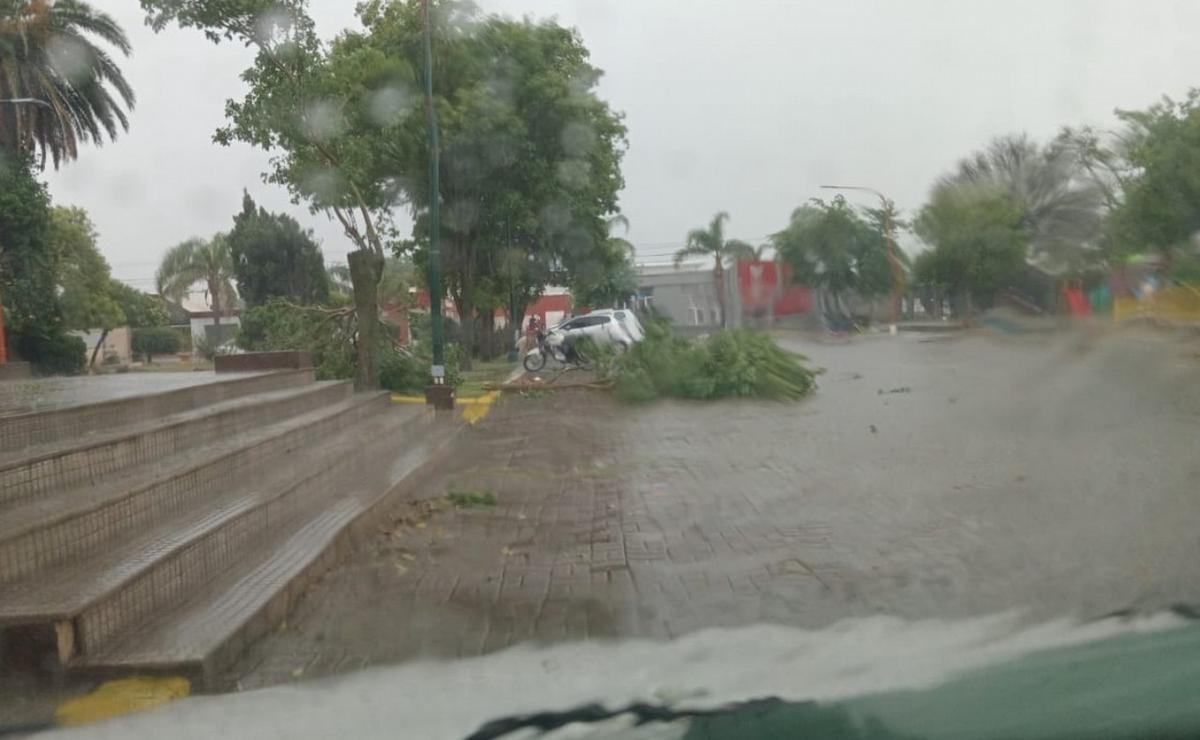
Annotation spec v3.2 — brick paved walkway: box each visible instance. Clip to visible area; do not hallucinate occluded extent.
[232,331,1200,690]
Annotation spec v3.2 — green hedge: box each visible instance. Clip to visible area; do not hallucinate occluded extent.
[132,327,182,359]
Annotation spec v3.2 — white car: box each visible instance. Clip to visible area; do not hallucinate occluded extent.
[523,311,640,372]
[552,311,638,351]
[588,309,645,343]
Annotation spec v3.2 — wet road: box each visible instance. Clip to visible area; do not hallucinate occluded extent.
[624,329,1200,629]
[234,327,1200,688]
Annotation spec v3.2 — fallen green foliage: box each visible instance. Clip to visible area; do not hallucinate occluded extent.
[447,489,498,508]
[238,297,461,392]
[609,319,817,403]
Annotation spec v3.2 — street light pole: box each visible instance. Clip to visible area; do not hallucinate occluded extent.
[420,0,454,409]
[820,184,906,331]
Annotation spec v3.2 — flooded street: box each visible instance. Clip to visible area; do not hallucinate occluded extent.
[231,327,1200,689]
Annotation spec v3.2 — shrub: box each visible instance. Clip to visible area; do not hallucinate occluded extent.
[609,322,816,402]
[379,343,464,394]
[192,334,224,362]
[13,326,85,376]
[132,327,182,361]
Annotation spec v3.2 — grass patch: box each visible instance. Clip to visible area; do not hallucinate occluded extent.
[457,359,516,397]
[447,488,498,508]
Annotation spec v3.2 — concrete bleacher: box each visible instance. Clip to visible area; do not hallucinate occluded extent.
[0,368,457,687]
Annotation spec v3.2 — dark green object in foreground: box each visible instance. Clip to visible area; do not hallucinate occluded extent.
[678,622,1200,740]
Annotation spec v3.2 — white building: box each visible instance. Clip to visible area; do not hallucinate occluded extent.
[179,291,241,349]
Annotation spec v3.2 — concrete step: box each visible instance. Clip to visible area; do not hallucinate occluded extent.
[75,409,460,685]
[0,380,351,511]
[0,392,389,585]
[0,403,427,657]
[0,369,315,455]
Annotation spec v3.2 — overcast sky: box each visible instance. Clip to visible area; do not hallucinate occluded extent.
[42,0,1200,289]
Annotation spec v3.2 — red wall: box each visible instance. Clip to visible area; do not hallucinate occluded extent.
[737,261,812,316]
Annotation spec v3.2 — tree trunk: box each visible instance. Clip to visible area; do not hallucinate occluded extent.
[349,249,384,390]
[713,261,727,329]
[209,279,222,327]
[458,296,475,371]
[478,309,496,360]
[508,290,526,354]
[89,328,109,371]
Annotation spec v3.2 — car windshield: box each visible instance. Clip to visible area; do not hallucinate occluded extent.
[4,2,1200,739]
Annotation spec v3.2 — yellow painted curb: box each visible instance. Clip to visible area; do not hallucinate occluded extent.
[390,391,500,424]
[56,676,190,726]
[460,390,500,425]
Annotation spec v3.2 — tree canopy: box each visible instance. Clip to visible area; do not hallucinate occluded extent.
[914,186,1028,310]
[773,197,895,300]
[341,1,628,352]
[109,279,168,328]
[143,0,629,370]
[0,153,84,373]
[156,234,237,324]
[52,205,124,334]
[1110,90,1200,263]
[0,0,135,168]
[227,191,330,307]
[934,134,1104,273]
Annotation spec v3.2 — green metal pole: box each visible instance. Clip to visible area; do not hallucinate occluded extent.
[421,0,446,376]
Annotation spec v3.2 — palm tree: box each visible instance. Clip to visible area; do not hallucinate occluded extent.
[674,212,754,328]
[156,236,236,326]
[940,134,1104,271]
[0,0,135,168]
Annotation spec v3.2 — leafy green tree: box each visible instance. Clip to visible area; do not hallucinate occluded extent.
[772,197,896,320]
[50,206,125,367]
[131,326,181,362]
[155,235,236,325]
[0,0,135,168]
[914,187,1028,312]
[674,212,755,328]
[109,280,168,328]
[938,133,1104,272]
[142,0,410,388]
[227,191,330,307]
[1053,125,1132,215]
[144,0,628,375]
[1109,90,1200,273]
[0,152,83,373]
[353,1,627,360]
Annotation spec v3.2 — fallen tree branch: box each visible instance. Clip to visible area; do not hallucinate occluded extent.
[483,379,613,392]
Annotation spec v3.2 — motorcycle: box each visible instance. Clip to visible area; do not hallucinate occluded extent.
[522,330,593,373]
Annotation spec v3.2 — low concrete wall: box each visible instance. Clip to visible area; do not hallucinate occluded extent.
[215,351,313,373]
[0,362,31,382]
